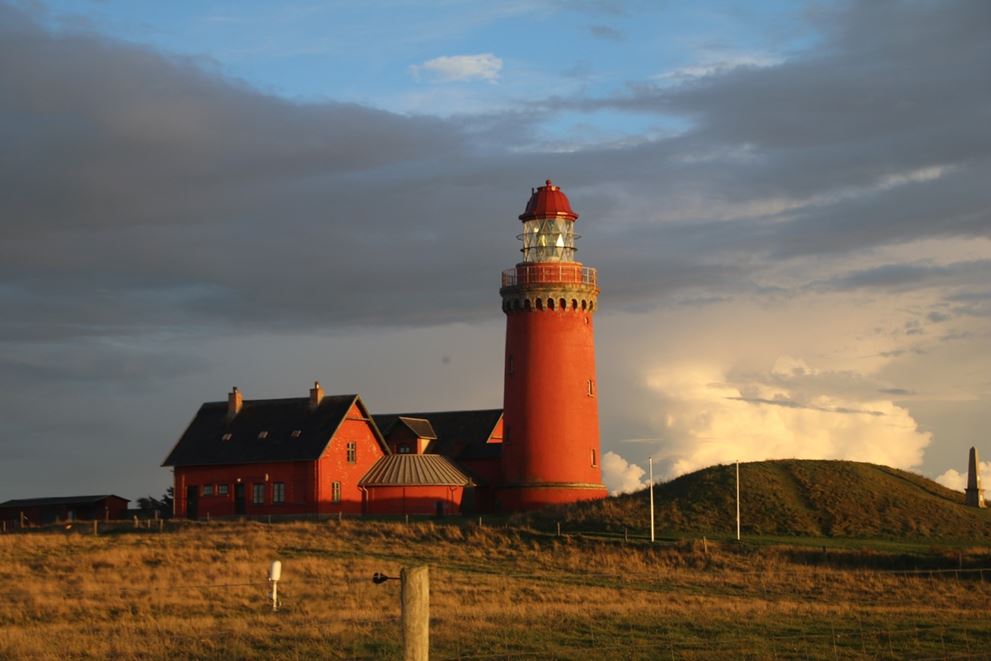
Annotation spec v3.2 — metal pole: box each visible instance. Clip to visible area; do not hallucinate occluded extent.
[736,460,741,541]
[649,457,655,543]
[401,565,429,661]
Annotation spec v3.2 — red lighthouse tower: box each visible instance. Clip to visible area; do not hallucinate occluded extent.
[499,180,608,510]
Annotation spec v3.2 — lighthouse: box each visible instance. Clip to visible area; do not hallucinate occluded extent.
[498,180,608,510]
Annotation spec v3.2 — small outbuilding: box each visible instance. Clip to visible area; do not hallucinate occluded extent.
[0,495,129,526]
[359,454,472,515]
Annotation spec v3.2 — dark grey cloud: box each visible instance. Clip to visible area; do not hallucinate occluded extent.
[878,387,914,396]
[814,260,991,293]
[725,395,885,416]
[3,1,990,345]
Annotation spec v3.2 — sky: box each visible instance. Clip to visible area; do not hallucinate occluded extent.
[1,0,989,502]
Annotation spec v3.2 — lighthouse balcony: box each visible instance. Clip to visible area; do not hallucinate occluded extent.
[501,264,597,288]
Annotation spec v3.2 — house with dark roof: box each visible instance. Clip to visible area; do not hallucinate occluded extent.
[163,383,389,518]
[163,383,506,518]
[0,495,129,526]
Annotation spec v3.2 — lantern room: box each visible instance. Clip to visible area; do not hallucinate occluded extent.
[517,180,581,263]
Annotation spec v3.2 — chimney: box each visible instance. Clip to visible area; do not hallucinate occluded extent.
[310,381,324,408]
[227,386,243,419]
[965,446,987,508]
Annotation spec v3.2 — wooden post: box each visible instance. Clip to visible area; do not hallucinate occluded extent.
[93,520,98,536]
[1,521,5,533]
[401,565,429,661]
[702,536,708,555]
[478,516,482,528]
[556,521,561,537]
[20,511,25,528]
[338,511,343,523]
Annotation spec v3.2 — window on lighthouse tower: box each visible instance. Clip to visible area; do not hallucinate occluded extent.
[519,218,578,263]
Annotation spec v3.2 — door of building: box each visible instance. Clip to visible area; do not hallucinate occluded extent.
[186,485,198,520]
[234,483,246,515]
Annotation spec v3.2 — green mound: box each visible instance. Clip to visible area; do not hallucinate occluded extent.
[512,459,991,542]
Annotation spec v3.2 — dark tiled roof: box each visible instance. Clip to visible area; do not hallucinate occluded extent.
[359,454,472,487]
[163,394,385,467]
[0,495,127,508]
[373,409,503,460]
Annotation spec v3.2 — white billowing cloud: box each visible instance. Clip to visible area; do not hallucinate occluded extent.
[602,451,647,495]
[643,360,932,480]
[935,461,991,491]
[410,53,502,82]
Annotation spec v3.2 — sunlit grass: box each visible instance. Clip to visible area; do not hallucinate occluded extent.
[1,519,989,658]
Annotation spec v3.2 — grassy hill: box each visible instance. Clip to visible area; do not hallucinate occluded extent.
[511,459,991,542]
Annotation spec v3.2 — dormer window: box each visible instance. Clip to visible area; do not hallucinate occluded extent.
[257,431,269,440]
[291,430,302,438]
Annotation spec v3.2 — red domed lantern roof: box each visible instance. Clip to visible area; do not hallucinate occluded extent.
[519,179,579,221]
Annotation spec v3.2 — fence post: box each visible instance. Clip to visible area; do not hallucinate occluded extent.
[401,565,429,661]
[556,521,561,537]
[93,520,98,536]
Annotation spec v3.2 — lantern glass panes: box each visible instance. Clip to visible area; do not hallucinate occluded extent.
[518,218,578,262]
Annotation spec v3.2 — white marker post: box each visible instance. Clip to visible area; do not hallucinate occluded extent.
[735,460,741,542]
[649,456,655,543]
[269,560,282,612]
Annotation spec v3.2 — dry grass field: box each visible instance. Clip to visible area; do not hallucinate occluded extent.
[1,520,990,659]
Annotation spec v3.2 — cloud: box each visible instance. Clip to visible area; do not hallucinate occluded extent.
[646,362,932,480]
[602,451,646,495]
[588,25,623,42]
[935,461,991,491]
[1,0,990,503]
[410,53,502,82]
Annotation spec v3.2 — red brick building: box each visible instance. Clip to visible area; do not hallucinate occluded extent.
[163,383,388,518]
